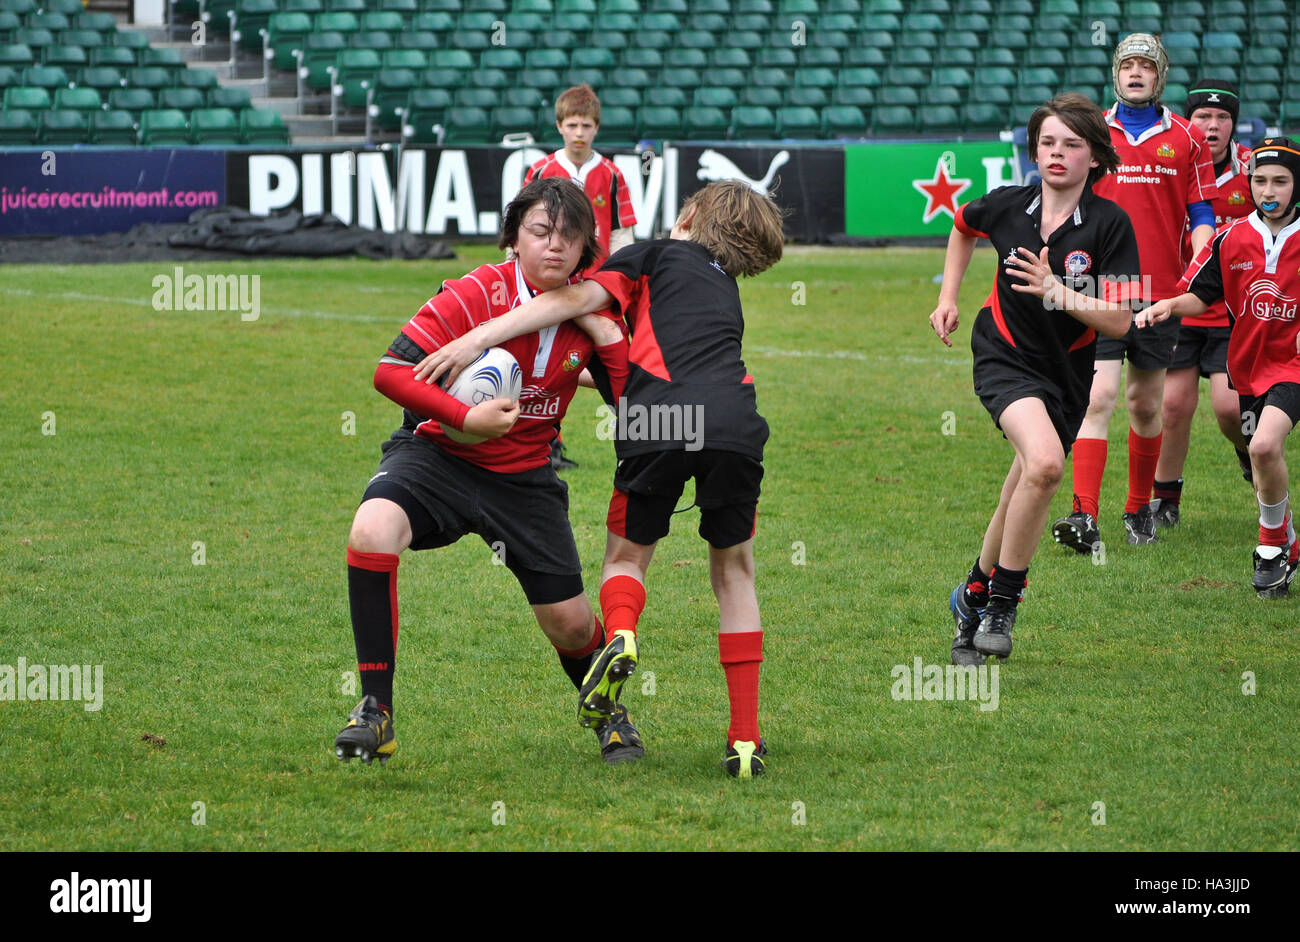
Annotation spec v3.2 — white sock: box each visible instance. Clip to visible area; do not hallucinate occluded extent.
[1258,493,1289,531]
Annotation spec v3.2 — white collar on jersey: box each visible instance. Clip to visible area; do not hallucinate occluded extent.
[1247,210,1300,272]
[512,260,561,378]
[1216,143,1252,187]
[1105,103,1174,147]
[555,150,603,185]
[1025,192,1084,227]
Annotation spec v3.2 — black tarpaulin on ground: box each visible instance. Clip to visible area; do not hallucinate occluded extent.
[0,207,456,264]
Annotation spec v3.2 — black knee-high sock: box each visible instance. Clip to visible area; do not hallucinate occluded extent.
[555,617,604,689]
[990,565,1028,607]
[348,548,399,713]
[963,557,991,607]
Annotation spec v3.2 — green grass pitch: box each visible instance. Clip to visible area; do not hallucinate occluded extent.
[1,245,1296,851]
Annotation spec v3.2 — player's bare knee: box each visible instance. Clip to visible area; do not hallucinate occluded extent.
[1127,395,1161,428]
[1023,451,1064,492]
[349,503,407,555]
[1249,434,1283,468]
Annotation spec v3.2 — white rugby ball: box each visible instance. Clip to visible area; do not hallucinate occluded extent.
[440,347,523,444]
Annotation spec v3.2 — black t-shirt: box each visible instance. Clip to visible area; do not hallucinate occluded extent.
[954,182,1141,408]
[590,239,769,460]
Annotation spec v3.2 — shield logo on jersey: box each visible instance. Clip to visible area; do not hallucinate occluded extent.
[1228,191,1246,205]
[562,350,583,371]
[1157,143,1175,158]
[594,194,607,207]
[1245,279,1298,322]
[1064,250,1092,276]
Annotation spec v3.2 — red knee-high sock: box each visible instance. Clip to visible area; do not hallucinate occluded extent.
[1071,437,1108,518]
[1126,428,1163,514]
[599,574,646,643]
[555,616,605,689]
[719,630,763,746]
[347,547,400,712]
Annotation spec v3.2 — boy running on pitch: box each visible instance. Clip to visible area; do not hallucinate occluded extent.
[930,93,1139,663]
[1139,138,1300,597]
[413,180,784,777]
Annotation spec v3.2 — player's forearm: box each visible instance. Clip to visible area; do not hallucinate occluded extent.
[937,229,977,306]
[374,361,470,429]
[1053,284,1132,339]
[472,282,613,347]
[1190,224,1215,257]
[609,227,634,254]
[1163,292,1211,319]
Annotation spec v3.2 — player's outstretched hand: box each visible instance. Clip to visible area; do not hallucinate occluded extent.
[461,398,519,440]
[413,329,487,387]
[930,303,961,347]
[1135,299,1174,329]
[1006,246,1059,301]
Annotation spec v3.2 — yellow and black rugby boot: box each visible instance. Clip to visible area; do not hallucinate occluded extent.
[596,704,645,765]
[724,738,768,779]
[334,695,396,765]
[578,629,638,728]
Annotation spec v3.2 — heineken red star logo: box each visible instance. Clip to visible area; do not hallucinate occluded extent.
[912,155,972,224]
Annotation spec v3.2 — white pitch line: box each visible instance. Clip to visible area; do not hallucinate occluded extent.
[0,286,395,323]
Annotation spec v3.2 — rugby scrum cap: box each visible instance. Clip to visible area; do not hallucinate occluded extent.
[1185,79,1240,126]
[1249,137,1300,211]
[1112,33,1168,107]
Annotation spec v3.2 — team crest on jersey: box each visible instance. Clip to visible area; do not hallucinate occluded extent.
[1064,250,1092,276]
[562,350,583,371]
[1156,143,1175,158]
[1228,191,1246,205]
[594,194,607,207]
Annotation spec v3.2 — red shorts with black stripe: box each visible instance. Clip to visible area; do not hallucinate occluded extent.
[607,450,763,548]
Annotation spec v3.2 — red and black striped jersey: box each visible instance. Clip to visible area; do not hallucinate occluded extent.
[1179,141,1254,327]
[381,261,600,474]
[1180,213,1300,397]
[524,150,637,275]
[1093,105,1219,302]
[589,239,769,460]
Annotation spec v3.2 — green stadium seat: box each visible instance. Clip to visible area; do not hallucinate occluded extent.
[959,0,995,9]
[730,105,777,139]
[39,108,89,144]
[159,87,206,110]
[1080,0,1120,14]
[797,67,837,88]
[474,66,510,88]
[755,47,797,69]
[709,67,747,88]
[395,31,438,51]
[20,63,68,89]
[919,105,962,132]
[349,31,395,51]
[976,47,1017,67]
[52,86,102,112]
[974,66,1017,88]
[76,66,127,95]
[190,107,241,145]
[1200,48,1241,69]
[129,66,177,92]
[688,12,727,32]
[114,30,150,50]
[108,87,155,113]
[314,12,360,34]
[284,0,324,11]
[891,67,929,87]
[360,11,404,32]
[831,85,874,107]
[843,47,887,66]
[418,66,464,90]
[0,9,17,35]
[478,48,521,71]
[0,63,18,86]
[776,105,820,138]
[366,67,418,129]
[968,84,1012,106]
[801,48,843,69]
[497,87,541,110]
[0,0,36,12]
[334,48,383,108]
[737,0,774,10]
[934,67,973,88]
[694,86,737,108]
[921,86,962,107]
[89,45,134,69]
[951,12,991,31]
[232,0,279,50]
[940,31,981,52]
[177,68,220,93]
[491,105,536,139]
[0,109,38,144]
[786,86,828,107]
[1026,47,1067,68]
[443,106,492,145]
[871,105,914,133]
[962,102,1008,130]
[44,0,83,13]
[892,48,931,68]
[608,66,652,87]
[880,86,919,106]
[646,86,688,108]
[742,86,783,107]
[381,0,418,9]
[429,49,473,70]
[1243,84,1280,108]
[574,47,616,69]
[664,48,705,69]
[298,32,346,89]
[467,0,509,10]
[1249,47,1285,66]
[1041,0,1080,10]
[823,104,868,136]
[1022,67,1059,87]
[27,12,68,32]
[381,49,427,72]
[752,67,791,88]
[3,84,50,109]
[453,87,498,108]
[411,13,454,33]
[89,109,138,145]
[1202,32,1242,49]
[402,87,452,140]
[264,12,312,70]
[206,86,251,112]
[60,29,105,48]
[42,44,86,69]
[637,105,681,140]
[140,109,190,145]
